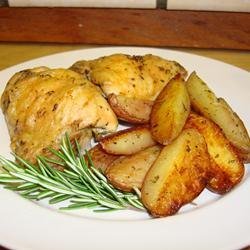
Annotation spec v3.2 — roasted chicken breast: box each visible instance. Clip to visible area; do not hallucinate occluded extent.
[70,54,187,123]
[1,67,118,163]
[71,54,187,101]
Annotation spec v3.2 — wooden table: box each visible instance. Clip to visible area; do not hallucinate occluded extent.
[0,8,250,50]
[0,43,249,71]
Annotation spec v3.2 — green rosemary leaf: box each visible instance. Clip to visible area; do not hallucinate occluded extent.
[78,168,103,196]
[60,145,75,165]
[34,172,66,188]
[84,165,101,184]
[93,208,119,213]
[10,171,40,184]
[13,154,38,174]
[100,180,127,206]
[64,133,76,162]
[0,173,12,178]
[4,185,19,191]
[70,188,100,199]
[51,170,76,189]
[85,150,94,168]
[77,151,89,172]
[70,197,96,203]
[39,156,65,167]
[20,186,41,196]
[125,197,145,210]
[25,168,40,177]
[97,198,125,210]
[36,190,56,200]
[48,147,66,161]
[17,183,38,190]
[0,134,145,213]
[98,188,115,200]
[37,157,59,179]
[90,166,107,182]
[78,176,96,193]
[0,156,24,173]
[60,202,99,210]
[21,193,39,200]
[38,158,70,185]
[75,140,84,162]
[49,194,74,204]
[37,158,49,177]
[38,181,74,195]
[66,179,89,192]
[62,169,79,179]
[0,177,24,183]
[64,160,82,176]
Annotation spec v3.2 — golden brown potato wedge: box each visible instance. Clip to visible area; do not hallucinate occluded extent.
[150,77,190,145]
[105,145,161,192]
[87,144,119,173]
[235,150,250,164]
[141,129,210,217]
[186,71,250,153]
[100,125,156,155]
[107,94,153,124]
[185,113,244,194]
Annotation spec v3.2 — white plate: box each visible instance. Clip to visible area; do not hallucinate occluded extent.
[0,47,250,250]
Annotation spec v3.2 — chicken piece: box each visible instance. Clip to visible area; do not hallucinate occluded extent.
[1,67,118,163]
[70,54,187,101]
[70,54,187,123]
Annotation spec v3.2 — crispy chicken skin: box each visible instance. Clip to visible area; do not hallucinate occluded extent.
[70,54,187,101]
[1,67,118,163]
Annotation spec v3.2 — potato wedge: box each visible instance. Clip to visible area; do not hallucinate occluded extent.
[100,125,156,155]
[186,71,250,153]
[87,144,119,173]
[105,145,161,192]
[141,129,210,217]
[235,150,250,164]
[150,77,190,145]
[107,94,153,124]
[185,113,244,194]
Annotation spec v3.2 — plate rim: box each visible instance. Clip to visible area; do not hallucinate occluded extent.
[0,46,250,250]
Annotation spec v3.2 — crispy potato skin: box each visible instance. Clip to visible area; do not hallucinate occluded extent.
[105,145,161,192]
[100,125,156,155]
[235,150,250,164]
[87,144,119,173]
[186,71,250,153]
[141,129,210,217]
[185,113,244,194]
[107,94,153,124]
[150,77,190,145]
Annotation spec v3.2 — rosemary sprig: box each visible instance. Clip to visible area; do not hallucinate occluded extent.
[0,135,145,212]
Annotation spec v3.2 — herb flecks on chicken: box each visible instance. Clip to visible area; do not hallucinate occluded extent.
[70,54,187,123]
[0,67,118,163]
[70,54,187,101]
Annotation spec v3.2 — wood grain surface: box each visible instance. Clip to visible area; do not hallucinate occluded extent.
[0,8,249,50]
